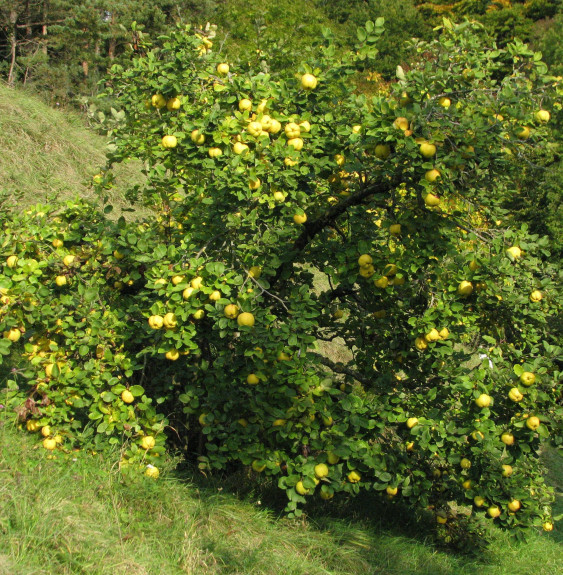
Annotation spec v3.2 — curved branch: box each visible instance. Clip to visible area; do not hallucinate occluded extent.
[271,179,395,287]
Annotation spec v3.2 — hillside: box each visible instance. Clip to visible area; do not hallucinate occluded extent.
[1,423,562,575]
[0,83,142,212]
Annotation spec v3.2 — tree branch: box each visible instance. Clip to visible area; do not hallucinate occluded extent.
[309,351,371,386]
[271,178,395,287]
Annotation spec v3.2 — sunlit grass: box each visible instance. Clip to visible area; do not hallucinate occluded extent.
[0,83,144,216]
[1,422,560,575]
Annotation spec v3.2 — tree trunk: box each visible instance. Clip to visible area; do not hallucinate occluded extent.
[41,0,49,54]
[8,10,18,87]
[108,12,116,60]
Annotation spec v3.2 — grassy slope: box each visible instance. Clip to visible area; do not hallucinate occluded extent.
[0,86,561,574]
[0,423,561,575]
[0,83,142,212]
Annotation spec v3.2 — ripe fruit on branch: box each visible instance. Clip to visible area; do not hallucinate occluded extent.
[508,388,524,402]
[249,178,261,190]
[247,374,259,385]
[247,121,263,138]
[287,137,304,150]
[151,94,166,108]
[526,416,540,430]
[335,153,345,166]
[285,122,301,139]
[393,117,409,131]
[535,109,550,123]
[419,142,436,158]
[487,506,501,518]
[501,432,514,445]
[4,328,21,342]
[224,304,239,319]
[517,126,531,139]
[165,349,180,361]
[121,390,134,404]
[457,281,473,296]
[148,315,164,329]
[208,147,222,158]
[216,63,229,75]
[460,458,472,469]
[359,265,375,278]
[161,135,178,150]
[295,481,310,495]
[425,328,440,342]
[415,337,428,350]
[425,169,441,182]
[301,73,318,90]
[425,193,440,207]
[374,276,389,289]
[375,144,391,159]
[508,499,521,512]
[167,97,181,111]
[506,246,522,259]
[239,98,252,112]
[6,255,18,267]
[406,417,419,428]
[190,129,205,145]
[529,290,542,302]
[237,312,255,327]
[347,471,361,483]
[233,142,249,155]
[293,213,307,224]
[520,372,536,386]
[358,254,373,267]
[141,436,156,450]
[314,463,329,479]
[249,266,262,279]
[475,394,491,408]
[502,464,513,477]
[163,313,177,329]
[43,438,57,450]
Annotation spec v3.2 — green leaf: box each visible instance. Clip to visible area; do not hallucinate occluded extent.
[129,385,145,397]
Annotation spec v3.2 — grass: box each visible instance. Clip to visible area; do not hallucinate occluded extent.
[1,421,561,575]
[0,82,144,215]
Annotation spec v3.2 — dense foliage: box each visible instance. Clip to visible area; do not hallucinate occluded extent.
[2,1,561,103]
[1,19,561,544]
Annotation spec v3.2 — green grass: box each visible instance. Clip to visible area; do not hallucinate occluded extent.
[0,83,144,214]
[1,421,561,575]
